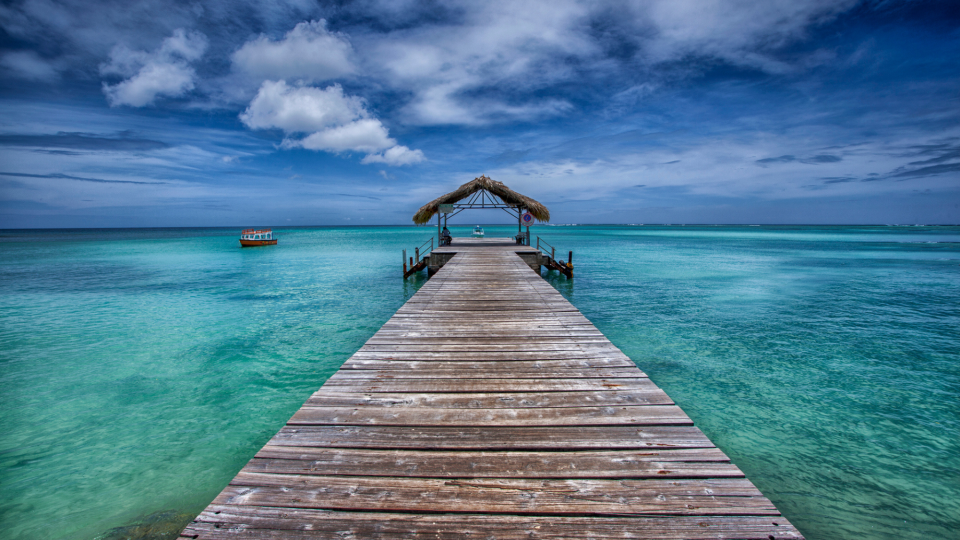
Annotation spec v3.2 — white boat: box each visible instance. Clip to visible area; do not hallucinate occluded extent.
[472,225,484,237]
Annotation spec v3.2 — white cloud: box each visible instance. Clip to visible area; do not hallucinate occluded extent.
[362,1,594,125]
[0,0,321,69]
[484,124,960,206]
[101,29,207,107]
[4,0,862,118]
[241,80,424,165]
[158,28,206,62]
[297,119,393,153]
[239,81,364,132]
[0,51,59,81]
[630,0,858,70]
[103,62,196,107]
[361,145,426,166]
[232,19,353,83]
[351,0,859,125]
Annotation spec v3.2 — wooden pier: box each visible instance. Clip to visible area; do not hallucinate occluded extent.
[181,238,802,539]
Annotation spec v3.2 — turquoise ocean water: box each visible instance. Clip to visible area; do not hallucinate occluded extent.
[1,225,958,539]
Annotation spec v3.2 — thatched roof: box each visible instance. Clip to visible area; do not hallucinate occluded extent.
[412,175,550,224]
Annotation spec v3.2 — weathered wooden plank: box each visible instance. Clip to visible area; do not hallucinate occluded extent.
[341,358,636,370]
[372,330,604,337]
[256,446,730,462]
[347,351,638,362]
[247,448,740,478]
[327,367,644,380]
[391,311,584,317]
[398,299,573,303]
[303,389,673,408]
[287,404,692,427]
[397,305,578,311]
[318,377,652,393]
[216,475,779,516]
[379,321,599,328]
[364,336,612,344]
[184,508,802,540]
[268,426,717,450]
[371,331,604,338]
[358,344,627,353]
[386,311,590,318]
[246,457,742,480]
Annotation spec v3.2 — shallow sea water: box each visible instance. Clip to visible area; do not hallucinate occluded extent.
[1,225,958,539]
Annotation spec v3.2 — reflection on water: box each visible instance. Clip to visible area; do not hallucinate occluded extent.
[541,265,575,297]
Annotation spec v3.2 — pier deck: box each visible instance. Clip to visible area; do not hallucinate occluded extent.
[182,238,802,539]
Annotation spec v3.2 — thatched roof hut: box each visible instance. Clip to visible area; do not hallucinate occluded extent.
[412,175,550,224]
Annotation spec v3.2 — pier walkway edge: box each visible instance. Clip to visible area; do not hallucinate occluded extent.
[180,238,803,539]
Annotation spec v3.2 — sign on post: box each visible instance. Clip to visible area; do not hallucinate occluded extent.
[521,212,535,225]
[438,204,454,214]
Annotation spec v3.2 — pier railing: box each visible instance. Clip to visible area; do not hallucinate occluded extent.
[403,236,434,277]
[536,236,574,278]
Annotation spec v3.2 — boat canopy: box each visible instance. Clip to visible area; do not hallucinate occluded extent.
[241,229,272,240]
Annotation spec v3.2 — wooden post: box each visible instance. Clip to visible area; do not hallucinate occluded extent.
[409,256,414,268]
[437,213,441,244]
[415,247,419,262]
[551,247,555,261]
[403,249,407,274]
[568,251,573,265]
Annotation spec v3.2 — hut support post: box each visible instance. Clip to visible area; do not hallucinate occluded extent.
[437,213,441,243]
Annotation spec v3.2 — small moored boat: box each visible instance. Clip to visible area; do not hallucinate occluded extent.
[240,229,277,247]
[473,225,484,238]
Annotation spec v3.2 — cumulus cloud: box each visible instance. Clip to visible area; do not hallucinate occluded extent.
[239,81,364,132]
[361,145,426,166]
[297,119,394,153]
[101,29,207,107]
[232,19,353,83]
[240,80,424,166]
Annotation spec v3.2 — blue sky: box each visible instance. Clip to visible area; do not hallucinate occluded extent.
[1,0,958,227]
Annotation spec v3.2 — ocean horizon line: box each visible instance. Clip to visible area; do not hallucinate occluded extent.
[1,222,958,232]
